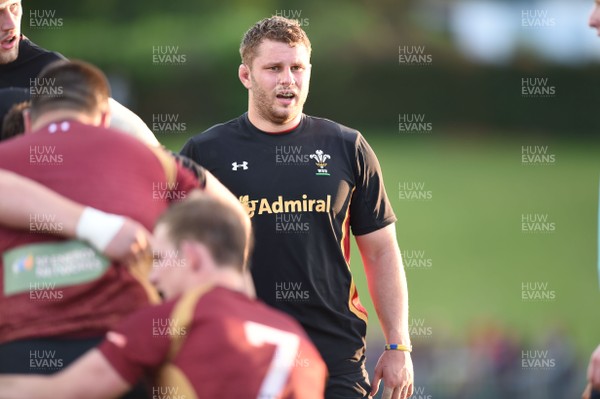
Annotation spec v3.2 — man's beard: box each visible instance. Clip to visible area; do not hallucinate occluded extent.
[251,82,304,126]
[0,42,19,65]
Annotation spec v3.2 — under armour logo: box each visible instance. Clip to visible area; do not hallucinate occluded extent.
[232,161,249,171]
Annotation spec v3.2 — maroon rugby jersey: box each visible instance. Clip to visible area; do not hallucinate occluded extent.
[99,285,327,399]
[0,120,200,343]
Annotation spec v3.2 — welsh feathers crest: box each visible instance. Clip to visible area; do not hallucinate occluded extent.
[310,150,331,176]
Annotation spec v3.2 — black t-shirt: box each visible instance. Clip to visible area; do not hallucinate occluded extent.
[0,37,64,126]
[181,113,396,375]
[0,36,64,89]
[0,87,29,132]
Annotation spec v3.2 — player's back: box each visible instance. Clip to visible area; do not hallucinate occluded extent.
[167,286,327,399]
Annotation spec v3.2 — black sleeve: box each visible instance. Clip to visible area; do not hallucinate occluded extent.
[180,138,198,161]
[349,133,396,236]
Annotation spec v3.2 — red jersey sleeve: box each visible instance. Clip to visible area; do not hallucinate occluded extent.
[172,152,207,190]
[98,302,176,385]
[174,155,206,194]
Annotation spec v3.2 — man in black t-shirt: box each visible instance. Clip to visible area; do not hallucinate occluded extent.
[0,0,26,64]
[0,0,59,125]
[0,0,63,117]
[0,36,63,87]
[181,16,414,399]
[0,0,159,146]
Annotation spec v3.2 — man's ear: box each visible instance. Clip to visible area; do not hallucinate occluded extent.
[100,111,111,128]
[238,64,252,90]
[23,108,32,134]
[180,241,213,273]
[100,103,111,128]
[180,241,200,272]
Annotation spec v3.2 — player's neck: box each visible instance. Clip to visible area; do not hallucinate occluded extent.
[213,268,251,297]
[247,109,302,134]
[30,111,101,132]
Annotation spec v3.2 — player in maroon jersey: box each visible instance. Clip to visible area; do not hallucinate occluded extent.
[0,194,327,399]
[0,63,200,399]
[0,61,249,395]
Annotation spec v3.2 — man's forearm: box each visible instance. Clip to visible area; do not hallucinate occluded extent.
[357,225,410,345]
[0,170,151,263]
[0,350,130,399]
[367,248,410,344]
[0,375,52,399]
[0,170,81,236]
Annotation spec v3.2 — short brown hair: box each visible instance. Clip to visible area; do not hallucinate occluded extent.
[156,195,252,271]
[240,16,311,66]
[29,60,111,121]
[1,101,29,141]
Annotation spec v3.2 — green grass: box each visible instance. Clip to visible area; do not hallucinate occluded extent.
[159,131,600,357]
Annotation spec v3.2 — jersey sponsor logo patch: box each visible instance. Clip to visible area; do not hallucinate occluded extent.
[232,161,249,171]
[309,150,330,176]
[239,194,331,218]
[3,240,110,296]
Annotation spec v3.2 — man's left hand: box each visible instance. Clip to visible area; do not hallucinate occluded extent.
[370,349,414,399]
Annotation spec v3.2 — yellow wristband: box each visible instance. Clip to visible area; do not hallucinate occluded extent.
[384,344,412,352]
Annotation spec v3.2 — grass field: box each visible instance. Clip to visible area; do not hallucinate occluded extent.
[159,130,600,359]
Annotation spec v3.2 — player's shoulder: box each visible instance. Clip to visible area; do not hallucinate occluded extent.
[304,115,361,142]
[58,122,165,162]
[75,122,152,147]
[201,287,306,334]
[116,299,176,333]
[18,37,65,65]
[187,115,244,145]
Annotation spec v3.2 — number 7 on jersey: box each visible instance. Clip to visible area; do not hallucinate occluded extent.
[244,321,301,399]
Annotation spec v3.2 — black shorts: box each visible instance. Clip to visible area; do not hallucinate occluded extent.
[0,337,150,399]
[0,337,101,374]
[326,367,371,399]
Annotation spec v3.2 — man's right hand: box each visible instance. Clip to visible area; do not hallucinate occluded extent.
[584,345,600,399]
[103,218,153,265]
